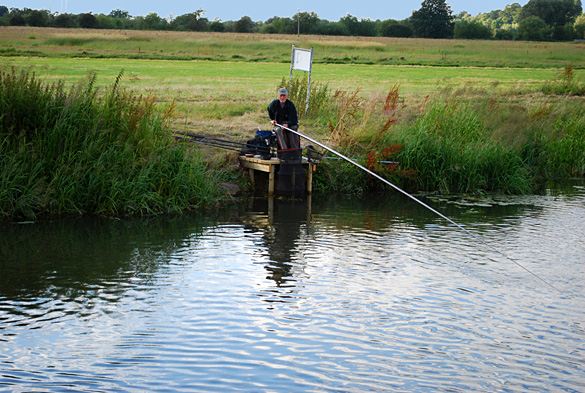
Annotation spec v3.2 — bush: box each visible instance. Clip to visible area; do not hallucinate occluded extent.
[454,20,492,40]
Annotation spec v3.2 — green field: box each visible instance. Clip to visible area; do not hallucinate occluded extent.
[2,26,584,137]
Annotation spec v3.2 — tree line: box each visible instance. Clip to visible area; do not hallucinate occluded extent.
[1,0,584,41]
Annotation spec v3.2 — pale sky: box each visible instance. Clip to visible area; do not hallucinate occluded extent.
[6,1,528,22]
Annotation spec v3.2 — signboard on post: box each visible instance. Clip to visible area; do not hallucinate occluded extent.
[290,45,314,116]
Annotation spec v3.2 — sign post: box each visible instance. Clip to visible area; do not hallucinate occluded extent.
[290,45,314,116]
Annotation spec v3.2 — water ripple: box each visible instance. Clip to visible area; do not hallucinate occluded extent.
[2,188,585,392]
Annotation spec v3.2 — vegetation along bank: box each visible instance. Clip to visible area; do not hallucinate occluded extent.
[1,26,584,220]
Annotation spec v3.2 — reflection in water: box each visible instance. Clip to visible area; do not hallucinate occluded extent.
[241,198,312,286]
[1,182,584,392]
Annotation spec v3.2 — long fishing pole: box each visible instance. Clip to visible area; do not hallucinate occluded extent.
[275,123,563,294]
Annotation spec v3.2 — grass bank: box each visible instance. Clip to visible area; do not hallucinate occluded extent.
[2,28,584,204]
[0,68,224,220]
[309,82,585,196]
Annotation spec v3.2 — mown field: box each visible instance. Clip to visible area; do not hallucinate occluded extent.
[1,26,585,219]
[2,26,583,138]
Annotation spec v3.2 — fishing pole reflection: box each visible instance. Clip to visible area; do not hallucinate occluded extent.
[241,197,312,287]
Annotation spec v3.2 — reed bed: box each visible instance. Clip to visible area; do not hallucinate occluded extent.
[0,68,223,220]
[308,83,585,196]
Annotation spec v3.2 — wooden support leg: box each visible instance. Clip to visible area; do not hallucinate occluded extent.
[249,168,255,188]
[268,164,275,196]
[306,164,314,194]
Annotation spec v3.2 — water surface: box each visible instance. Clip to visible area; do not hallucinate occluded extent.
[1,182,584,392]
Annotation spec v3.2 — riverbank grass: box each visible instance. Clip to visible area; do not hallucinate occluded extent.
[0,68,223,220]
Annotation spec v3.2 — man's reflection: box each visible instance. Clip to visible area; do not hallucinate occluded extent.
[242,197,311,287]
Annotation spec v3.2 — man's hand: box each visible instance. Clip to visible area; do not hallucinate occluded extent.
[271,120,276,126]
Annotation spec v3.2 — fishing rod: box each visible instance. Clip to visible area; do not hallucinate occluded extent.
[173,131,271,155]
[275,123,563,294]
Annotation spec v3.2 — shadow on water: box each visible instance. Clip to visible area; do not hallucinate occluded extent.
[0,213,216,301]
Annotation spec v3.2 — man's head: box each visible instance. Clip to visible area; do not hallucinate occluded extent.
[277,87,288,103]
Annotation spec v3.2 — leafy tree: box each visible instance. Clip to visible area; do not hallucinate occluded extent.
[315,20,350,35]
[139,13,167,30]
[575,13,585,38]
[500,3,523,24]
[53,13,75,28]
[108,9,130,19]
[0,6,8,17]
[520,0,582,24]
[294,11,320,34]
[520,0,582,39]
[233,16,254,33]
[210,20,225,32]
[380,19,413,37]
[454,20,492,39]
[10,14,26,26]
[494,28,517,40]
[96,14,115,29]
[26,9,48,26]
[411,0,455,38]
[79,13,98,28]
[171,10,208,31]
[356,18,378,36]
[271,17,295,34]
[518,15,551,40]
[340,13,359,35]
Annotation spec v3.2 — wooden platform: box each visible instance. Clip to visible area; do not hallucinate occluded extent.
[239,156,315,196]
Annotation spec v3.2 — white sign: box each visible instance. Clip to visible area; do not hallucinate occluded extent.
[292,48,312,72]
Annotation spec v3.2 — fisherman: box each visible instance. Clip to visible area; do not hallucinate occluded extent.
[267,87,300,150]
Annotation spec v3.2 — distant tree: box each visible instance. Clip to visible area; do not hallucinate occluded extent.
[233,16,254,33]
[294,11,320,34]
[339,13,359,35]
[520,0,582,39]
[357,18,379,36]
[26,9,48,26]
[10,14,26,26]
[500,3,523,24]
[0,6,8,17]
[271,17,295,34]
[455,11,472,20]
[79,13,98,28]
[171,10,208,31]
[95,14,115,29]
[54,13,75,28]
[380,19,413,37]
[494,28,517,40]
[411,0,455,38]
[518,15,551,40]
[210,20,225,32]
[575,13,585,38]
[315,20,350,35]
[454,20,492,39]
[520,0,582,24]
[108,9,130,19]
[139,13,167,30]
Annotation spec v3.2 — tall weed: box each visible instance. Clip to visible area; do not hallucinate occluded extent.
[0,67,222,220]
[278,75,330,120]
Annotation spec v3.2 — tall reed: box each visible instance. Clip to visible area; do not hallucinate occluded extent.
[0,68,222,220]
[313,85,585,196]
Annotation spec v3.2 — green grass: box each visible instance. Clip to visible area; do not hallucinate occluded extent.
[2,27,585,69]
[0,68,224,220]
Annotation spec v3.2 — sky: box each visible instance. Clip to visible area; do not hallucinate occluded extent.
[6,1,528,22]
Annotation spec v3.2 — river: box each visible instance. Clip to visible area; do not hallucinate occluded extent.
[1,181,584,392]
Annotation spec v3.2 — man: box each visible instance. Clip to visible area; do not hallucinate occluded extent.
[267,87,300,149]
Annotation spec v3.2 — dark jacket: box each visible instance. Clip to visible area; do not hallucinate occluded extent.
[267,99,298,127]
